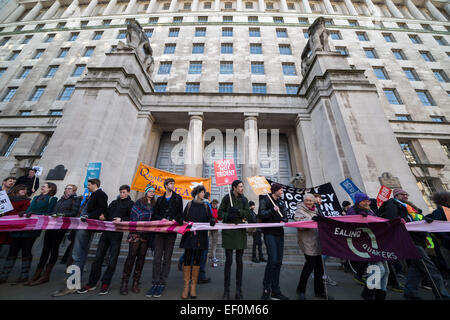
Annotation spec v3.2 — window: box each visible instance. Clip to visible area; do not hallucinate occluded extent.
[164,43,176,54]
[276,28,287,38]
[45,34,55,43]
[163,2,170,9]
[399,142,419,164]
[204,2,211,8]
[266,2,273,9]
[303,30,309,39]
[222,27,233,37]
[249,28,260,37]
[198,16,208,22]
[117,30,127,39]
[0,68,6,78]
[364,48,378,59]
[145,29,153,38]
[252,83,266,94]
[0,37,10,46]
[348,20,358,26]
[184,2,191,9]
[33,49,45,59]
[169,28,180,37]
[221,43,233,54]
[44,65,59,78]
[103,19,111,26]
[246,2,253,9]
[2,87,18,102]
[173,16,183,23]
[396,114,411,121]
[50,110,63,115]
[383,33,395,42]
[335,46,348,56]
[35,24,45,30]
[279,44,292,55]
[397,22,408,29]
[287,2,294,9]
[1,136,18,157]
[324,19,334,26]
[250,43,262,54]
[298,18,308,25]
[373,67,389,80]
[189,61,202,74]
[83,47,95,57]
[330,31,342,40]
[282,63,297,76]
[220,61,233,74]
[8,50,20,61]
[431,116,446,122]
[416,90,435,106]
[248,16,258,23]
[195,27,206,37]
[420,51,434,62]
[68,32,78,41]
[251,62,264,75]
[58,86,75,101]
[192,43,204,54]
[357,32,369,41]
[149,17,159,24]
[154,83,167,92]
[434,36,448,46]
[224,2,232,9]
[223,16,233,22]
[29,86,45,101]
[441,141,450,159]
[39,135,50,156]
[383,89,403,105]
[403,68,420,81]
[273,17,284,23]
[392,49,406,60]
[421,24,432,31]
[92,31,103,40]
[219,83,233,93]
[285,84,299,95]
[22,35,33,44]
[185,82,200,93]
[80,20,88,27]
[58,48,69,58]
[158,62,172,74]
[15,25,23,32]
[408,34,422,44]
[433,70,449,83]
[18,67,32,79]
[72,65,86,77]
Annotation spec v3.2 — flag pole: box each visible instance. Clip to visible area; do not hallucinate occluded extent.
[420,258,443,300]
[31,175,37,193]
[265,193,283,218]
[228,184,233,207]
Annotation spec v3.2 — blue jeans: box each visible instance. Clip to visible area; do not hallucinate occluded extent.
[263,233,284,293]
[404,245,450,299]
[71,230,93,276]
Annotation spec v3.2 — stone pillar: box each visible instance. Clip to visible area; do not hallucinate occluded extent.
[425,0,447,21]
[406,0,426,19]
[82,0,98,16]
[184,113,204,178]
[42,0,61,19]
[61,0,79,18]
[146,0,158,12]
[385,0,403,18]
[258,0,265,11]
[323,0,334,14]
[103,0,118,15]
[242,113,259,207]
[237,0,243,11]
[124,0,137,13]
[302,0,312,13]
[279,0,289,12]
[343,0,357,15]
[365,0,381,16]
[295,115,315,188]
[169,0,178,12]
[4,5,26,23]
[23,2,43,21]
[192,0,199,11]
[445,2,450,17]
[214,0,220,11]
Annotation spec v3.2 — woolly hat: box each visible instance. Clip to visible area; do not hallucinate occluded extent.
[354,192,369,204]
[393,188,407,198]
[271,183,283,194]
[145,184,155,193]
[249,201,255,207]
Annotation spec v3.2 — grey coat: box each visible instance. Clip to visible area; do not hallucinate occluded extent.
[294,202,321,256]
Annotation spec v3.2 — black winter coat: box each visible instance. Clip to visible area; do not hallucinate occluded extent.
[82,189,108,220]
[153,192,183,223]
[15,175,39,196]
[52,194,82,217]
[179,200,211,250]
[105,196,134,222]
[258,194,289,237]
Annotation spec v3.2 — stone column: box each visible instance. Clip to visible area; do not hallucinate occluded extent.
[242,113,259,207]
[258,0,265,11]
[23,2,43,21]
[4,4,26,23]
[405,0,426,19]
[103,0,118,15]
[184,113,204,178]
[365,0,381,16]
[237,0,243,11]
[146,0,158,12]
[82,0,98,16]
[445,2,450,17]
[323,0,334,14]
[124,0,137,13]
[301,0,312,13]
[192,0,199,11]
[279,0,289,12]
[42,0,61,19]
[295,115,315,188]
[385,0,403,18]
[425,0,447,21]
[215,0,220,11]
[169,0,178,12]
[343,0,357,15]
[61,0,79,18]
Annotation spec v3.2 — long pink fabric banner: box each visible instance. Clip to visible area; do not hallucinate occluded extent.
[0,215,449,234]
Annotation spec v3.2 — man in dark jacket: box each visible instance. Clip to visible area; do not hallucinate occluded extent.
[379,188,449,300]
[146,178,183,298]
[258,183,289,300]
[78,185,133,295]
[15,169,39,196]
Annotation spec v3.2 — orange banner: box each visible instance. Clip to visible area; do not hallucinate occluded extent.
[131,163,212,200]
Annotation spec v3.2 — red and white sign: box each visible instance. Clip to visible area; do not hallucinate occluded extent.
[376,185,392,208]
[214,159,238,186]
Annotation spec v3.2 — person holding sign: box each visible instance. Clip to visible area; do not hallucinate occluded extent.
[258,183,289,300]
[15,168,39,197]
[218,179,253,300]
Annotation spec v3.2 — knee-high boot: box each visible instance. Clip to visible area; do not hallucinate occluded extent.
[181,266,191,299]
[222,263,231,300]
[190,266,200,299]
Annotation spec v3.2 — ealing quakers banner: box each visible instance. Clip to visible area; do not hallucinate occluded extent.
[266,180,343,219]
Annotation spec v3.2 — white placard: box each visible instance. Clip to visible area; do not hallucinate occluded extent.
[32,166,43,177]
[0,191,13,215]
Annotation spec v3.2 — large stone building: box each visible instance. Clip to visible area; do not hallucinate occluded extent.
[0,0,449,212]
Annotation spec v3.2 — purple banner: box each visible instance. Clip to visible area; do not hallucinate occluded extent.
[317,216,421,261]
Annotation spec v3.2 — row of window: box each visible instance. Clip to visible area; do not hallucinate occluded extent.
[372,66,449,83]
[1,85,74,103]
[383,88,438,106]
[1,64,85,81]
[154,82,299,94]
[0,134,50,157]
[4,46,95,61]
[0,31,104,46]
[396,114,447,122]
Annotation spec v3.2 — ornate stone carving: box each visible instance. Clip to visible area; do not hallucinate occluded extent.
[289,172,306,189]
[301,17,331,76]
[378,172,402,189]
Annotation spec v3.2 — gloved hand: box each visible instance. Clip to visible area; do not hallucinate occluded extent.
[176,217,184,226]
[210,218,216,227]
[361,212,368,217]
[424,216,433,224]
[80,214,88,222]
[18,211,24,218]
[311,215,320,222]
[25,211,32,218]
[281,216,288,223]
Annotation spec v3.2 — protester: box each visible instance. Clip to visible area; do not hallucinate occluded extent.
[15,169,39,197]
[430,192,450,279]
[198,192,212,284]
[0,176,16,194]
[120,184,156,295]
[347,192,389,300]
[218,179,252,300]
[28,184,81,286]
[258,183,289,300]
[0,185,31,284]
[249,201,266,264]
[379,188,450,300]
[341,201,352,215]
[0,183,22,246]
[146,178,183,298]
[78,185,133,295]
[294,193,333,300]
[209,199,220,268]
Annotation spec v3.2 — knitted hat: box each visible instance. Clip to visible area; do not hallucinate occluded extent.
[354,192,370,204]
[145,184,155,193]
[393,188,407,198]
[271,183,283,194]
[249,201,255,207]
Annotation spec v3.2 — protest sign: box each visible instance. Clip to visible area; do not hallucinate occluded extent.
[339,178,362,202]
[0,191,13,215]
[214,159,238,186]
[376,185,392,208]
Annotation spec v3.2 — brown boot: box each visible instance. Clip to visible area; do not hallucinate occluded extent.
[24,266,44,286]
[131,279,140,294]
[120,279,128,295]
[181,266,191,299]
[30,264,54,286]
[190,266,200,299]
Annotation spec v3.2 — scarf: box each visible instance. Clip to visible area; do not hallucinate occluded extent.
[394,199,422,221]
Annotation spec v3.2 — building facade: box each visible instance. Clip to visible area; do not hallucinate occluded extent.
[0,0,449,211]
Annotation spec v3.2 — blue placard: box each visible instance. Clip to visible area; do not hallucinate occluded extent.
[339,178,362,202]
[81,162,102,207]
